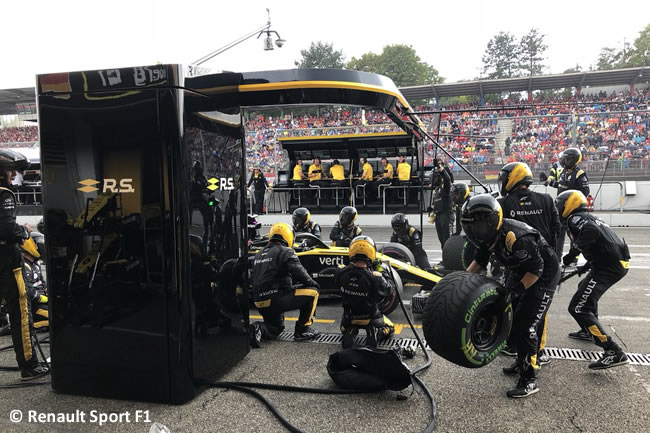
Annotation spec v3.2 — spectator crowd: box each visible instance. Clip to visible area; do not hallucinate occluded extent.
[3,89,648,174]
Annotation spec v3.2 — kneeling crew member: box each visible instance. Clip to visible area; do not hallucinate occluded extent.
[21,237,48,331]
[462,194,559,398]
[335,236,395,348]
[498,162,561,364]
[330,206,362,247]
[390,213,431,270]
[556,190,630,369]
[0,149,49,380]
[250,223,320,346]
[292,207,321,239]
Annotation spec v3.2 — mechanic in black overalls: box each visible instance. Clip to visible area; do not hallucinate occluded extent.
[334,236,395,348]
[329,206,362,247]
[556,190,630,369]
[428,160,453,249]
[0,149,49,380]
[247,167,269,215]
[498,162,562,365]
[249,223,321,347]
[390,213,431,270]
[452,182,470,235]
[292,207,321,239]
[548,148,589,257]
[462,194,559,398]
[21,236,49,331]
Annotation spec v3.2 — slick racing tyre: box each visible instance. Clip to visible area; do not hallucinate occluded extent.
[378,267,404,315]
[379,242,416,266]
[441,234,476,271]
[422,271,512,368]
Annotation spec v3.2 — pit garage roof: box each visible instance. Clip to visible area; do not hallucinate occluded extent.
[2,67,649,115]
[0,87,36,115]
[399,66,650,101]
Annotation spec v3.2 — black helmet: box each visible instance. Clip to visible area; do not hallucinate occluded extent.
[460,194,503,250]
[339,206,358,227]
[559,148,582,169]
[391,213,408,234]
[499,162,533,196]
[555,190,588,220]
[0,149,30,184]
[451,182,470,205]
[292,207,311,229]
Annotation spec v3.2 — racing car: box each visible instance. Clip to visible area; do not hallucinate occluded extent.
[248,232,442,314]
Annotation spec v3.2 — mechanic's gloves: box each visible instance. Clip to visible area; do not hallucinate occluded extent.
[373,260,385,273]
[506,280,525,295]
[562,253,576,267]
[577,263,591,276]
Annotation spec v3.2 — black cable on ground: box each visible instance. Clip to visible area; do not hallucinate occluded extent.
[200,268,438,433]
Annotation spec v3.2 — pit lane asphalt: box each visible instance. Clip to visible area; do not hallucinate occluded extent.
[1,227,649,433]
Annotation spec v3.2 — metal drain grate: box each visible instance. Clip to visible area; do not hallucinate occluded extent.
[276,332,650,366]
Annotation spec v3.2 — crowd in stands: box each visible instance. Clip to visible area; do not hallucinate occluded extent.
[0,126,39,145]
[3,89,649,174]
[241,88,648,173]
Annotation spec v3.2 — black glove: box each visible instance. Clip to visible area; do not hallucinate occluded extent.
[577,263,591,276]
[426,205,433,213]
[507,281,526,294]
[562,254,575,267]
[539,172,547,183]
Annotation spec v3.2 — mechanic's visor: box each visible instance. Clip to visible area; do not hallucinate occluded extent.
[461,213,500,250]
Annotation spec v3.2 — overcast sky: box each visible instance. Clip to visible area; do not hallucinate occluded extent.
[1,0,648,90]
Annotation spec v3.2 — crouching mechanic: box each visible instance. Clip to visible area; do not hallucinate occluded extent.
[556,190,630,369]
[330,206,362,247]
[292,207,321,239]
[0,149,49,380]
[462,194,559,398]
[21,236,48,331]
[335,236,395,348]
[390,213,431,270]
[249,223,321,347]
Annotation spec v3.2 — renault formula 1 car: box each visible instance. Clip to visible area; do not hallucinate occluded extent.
[248,233,442,314]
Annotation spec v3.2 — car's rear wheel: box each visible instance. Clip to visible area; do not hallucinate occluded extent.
[378,267,404,315]
[422,271,512,368]
[379,242,416,266]
[442,234,476,271]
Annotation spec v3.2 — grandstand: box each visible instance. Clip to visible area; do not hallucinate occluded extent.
[1,69,649,210]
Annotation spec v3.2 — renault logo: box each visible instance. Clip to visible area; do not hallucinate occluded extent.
[77,178,134,193]
[207,178,219,191]
[77,179,100,193]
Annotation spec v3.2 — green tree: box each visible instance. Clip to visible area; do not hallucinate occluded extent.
[519,28,547,76]
[295,41,345,69]
[626,24,650,67]
[482,32,520,78]
[596,47,623,70]
[347,44,443,87]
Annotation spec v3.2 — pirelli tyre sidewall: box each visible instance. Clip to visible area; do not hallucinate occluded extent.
[423,271,512,368]
[378,266,404,315]
[442,234,476,271]
[378,242,416,266]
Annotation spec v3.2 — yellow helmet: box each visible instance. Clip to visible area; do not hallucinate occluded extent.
[498,162,533,196]
[269,222,295,247]
[555,190,588,220]
[349,235,376,263]
[21,236,40,259]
